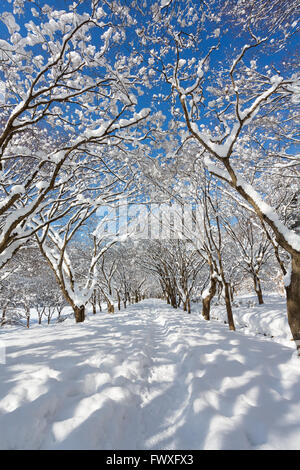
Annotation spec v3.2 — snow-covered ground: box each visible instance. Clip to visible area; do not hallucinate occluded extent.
[200,292,292,346]
[0,296,300,450]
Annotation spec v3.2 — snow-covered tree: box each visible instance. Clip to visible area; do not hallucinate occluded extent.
[0,1,154,269]
[223,209,273,304]
[137,0,300,352]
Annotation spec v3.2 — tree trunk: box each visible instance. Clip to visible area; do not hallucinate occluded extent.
[74,305,85,323]
[171,293,177,308]
[107,301,114,313]
[256,287,264,305]
[2,306,7,324]
[202,296,210,321]
[217,281,223,303]
[25,306,30,328]
[98,296,102,312]
[224,282,235,331]
[229,284,235,302]
[286,254,300,355]
[254,274,264,304]
[202,277,217,321]
[91,290,97,314]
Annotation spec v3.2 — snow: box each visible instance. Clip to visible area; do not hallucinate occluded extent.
[201,287,210,299]
[178,59,186,68]
[238,76,283,122]
[283,263,292,288]
[208,292,292,347]
[1,296,300,450]
[203,157,300,253]
[67,51,82,68]
[203,155,231,181]
[160,0,171,7]
[10,184,25,195]
[235,175,300,252]
[48,150,65,163]
[193,123,240,158]
[189,77,284,160]
[196,62,204,78]
[36,181,48,191]
[1,12,20,34]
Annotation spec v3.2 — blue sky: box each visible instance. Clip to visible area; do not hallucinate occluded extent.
[0,0,298,159]
[0,0,297,112]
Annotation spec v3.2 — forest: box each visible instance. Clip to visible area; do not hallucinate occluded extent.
[0,0,299,451]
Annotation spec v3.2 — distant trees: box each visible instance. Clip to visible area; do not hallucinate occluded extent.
[224,211,273,305]
[139,239,206,313]
[0,245,66,327]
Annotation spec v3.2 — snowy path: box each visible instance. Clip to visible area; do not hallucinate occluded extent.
[1,299,300,450]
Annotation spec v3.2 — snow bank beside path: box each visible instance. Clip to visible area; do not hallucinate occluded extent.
[0,299,300,450]
[207,293,292,347]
